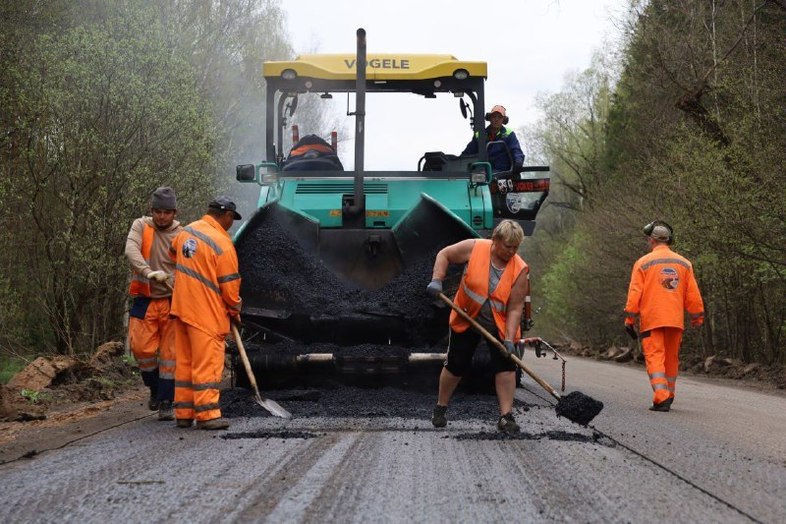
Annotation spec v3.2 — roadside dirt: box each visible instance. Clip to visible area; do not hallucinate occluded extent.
[0,341,152,465]
[558,340,786,391]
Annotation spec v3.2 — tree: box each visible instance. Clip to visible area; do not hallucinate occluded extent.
[0,2,218,355]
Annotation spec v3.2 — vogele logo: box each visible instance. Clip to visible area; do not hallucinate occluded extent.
[343,58,411,70]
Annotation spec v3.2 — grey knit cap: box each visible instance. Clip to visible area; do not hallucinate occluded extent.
[150,187,177,210]
[650,225,671,242]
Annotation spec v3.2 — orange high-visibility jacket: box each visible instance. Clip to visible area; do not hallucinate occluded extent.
[624,244,704,332]
[169,215,241,336]
[449,239,527,340]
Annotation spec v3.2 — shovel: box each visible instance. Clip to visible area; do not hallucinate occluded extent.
[437,292,603,426]
[231,323,291,418]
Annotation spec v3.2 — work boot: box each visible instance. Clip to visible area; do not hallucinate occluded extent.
[176,418,193,428]
[649,398,673,412]
[147,391,160,411]
[196,418,230,430]
[158,401,174,421]
[497,413,520,434]
[431,405,448,428]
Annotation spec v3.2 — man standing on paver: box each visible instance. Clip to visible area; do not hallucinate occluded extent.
[427,219,530,434]
[125,187,182,421]
[169,196,242,430]
[624,221,705,412]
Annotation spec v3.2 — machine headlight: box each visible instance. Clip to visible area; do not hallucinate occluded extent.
[453,69,469,80]
[282,69,297,80]
[262,173,279,185]
[471,172,488,184]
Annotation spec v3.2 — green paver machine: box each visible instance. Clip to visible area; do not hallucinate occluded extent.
[233,29,549,387]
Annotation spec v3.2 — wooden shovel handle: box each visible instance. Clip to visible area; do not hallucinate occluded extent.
[231,323,262,396]
[437,292,561,401]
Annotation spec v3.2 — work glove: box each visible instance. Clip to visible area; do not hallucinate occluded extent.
[426,279,443,298]
[503,340,523,359]
[625,324,638,340]
[147,270,169,282]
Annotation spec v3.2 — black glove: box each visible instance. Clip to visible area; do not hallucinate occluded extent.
[522,318,534,331]
[426,279,443,298]
[625,324,638,340]
[503,340,523,359]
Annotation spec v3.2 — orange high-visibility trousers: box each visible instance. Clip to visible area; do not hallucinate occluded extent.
[173,318,225,422]
[128,297,176,400]
[641,326,683,404]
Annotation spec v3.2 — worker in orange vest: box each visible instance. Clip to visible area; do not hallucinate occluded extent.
[125,187,183,421]
[624,221,704,412]
[169,196,242,430]
[426,219,531,434]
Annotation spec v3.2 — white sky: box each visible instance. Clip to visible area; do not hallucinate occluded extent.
[280,0,627,170]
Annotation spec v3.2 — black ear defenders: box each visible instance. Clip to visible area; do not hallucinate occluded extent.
[643,220,674,245]
[484,113,509,125]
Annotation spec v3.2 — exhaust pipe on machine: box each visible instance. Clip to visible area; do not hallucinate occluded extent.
[345,27,366,225]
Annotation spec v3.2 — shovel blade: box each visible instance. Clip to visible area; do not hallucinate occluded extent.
[256,394,292,419]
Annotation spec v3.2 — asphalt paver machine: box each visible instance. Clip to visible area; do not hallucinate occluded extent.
[233,29,549,389]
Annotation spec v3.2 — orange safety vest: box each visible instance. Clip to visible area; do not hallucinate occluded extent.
[449,239,527,340]
[128,223,155,297]
[624,244,704,332]
[169,215,242,336]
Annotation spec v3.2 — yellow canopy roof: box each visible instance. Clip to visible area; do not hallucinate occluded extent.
[264,54,487,81]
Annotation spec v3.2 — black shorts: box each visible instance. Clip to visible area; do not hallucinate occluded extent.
[444,327,517,376]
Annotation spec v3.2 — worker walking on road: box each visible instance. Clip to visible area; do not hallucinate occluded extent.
[624,221,704,412]
[461,104,525,174]
[125,187,183,421]
[170,196,242,430]
[427,219,531,434]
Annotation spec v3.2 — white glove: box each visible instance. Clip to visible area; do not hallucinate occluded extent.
[147,270,169,282]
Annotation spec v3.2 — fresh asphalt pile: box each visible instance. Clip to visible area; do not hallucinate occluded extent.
[236,215,445,334]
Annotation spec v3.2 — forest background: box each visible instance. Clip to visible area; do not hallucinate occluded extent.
[1,0,784,382]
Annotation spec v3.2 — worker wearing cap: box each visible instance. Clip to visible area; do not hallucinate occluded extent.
[624,221,705,412]
[125,187,183,421]
[169,196,242,430]
[461,104,525,174]
[427,219,531,434]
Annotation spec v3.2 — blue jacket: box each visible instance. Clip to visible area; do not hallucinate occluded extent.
[461,125,525,172]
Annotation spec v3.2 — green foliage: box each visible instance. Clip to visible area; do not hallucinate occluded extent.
[1,2,219,355]
[0,0,303,360]
[20,389,51,404]
[529,0,786,364]
[0,355,26,385]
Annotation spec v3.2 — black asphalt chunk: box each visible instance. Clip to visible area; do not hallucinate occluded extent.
[555,391,604,426]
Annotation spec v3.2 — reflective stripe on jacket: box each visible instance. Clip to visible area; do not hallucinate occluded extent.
[449,239,526,340]
[129,223,154,297]
[624,244,704,331]
[169,215,242,336]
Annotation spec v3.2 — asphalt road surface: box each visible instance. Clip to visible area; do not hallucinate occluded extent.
[1,355,784,523]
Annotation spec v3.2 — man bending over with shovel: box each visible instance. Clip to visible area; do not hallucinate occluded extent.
[427,219,531,434]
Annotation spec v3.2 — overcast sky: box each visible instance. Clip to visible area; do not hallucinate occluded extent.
[280,0,628,170]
